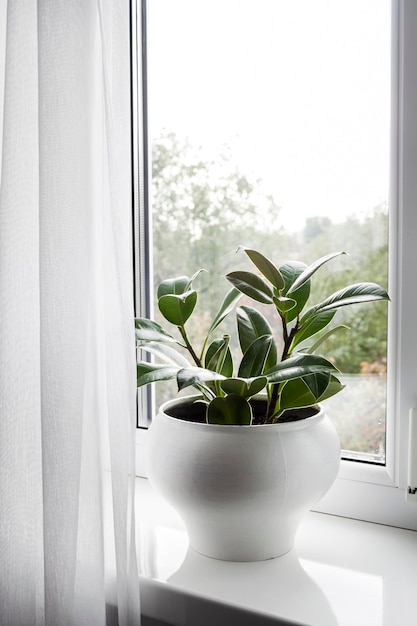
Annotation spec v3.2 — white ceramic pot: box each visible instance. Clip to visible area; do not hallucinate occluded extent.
[146,396,341,562]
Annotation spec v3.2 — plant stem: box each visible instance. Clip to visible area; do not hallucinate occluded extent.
[178,325,202,367]
[266,383,280,423]
[265,317,299,423]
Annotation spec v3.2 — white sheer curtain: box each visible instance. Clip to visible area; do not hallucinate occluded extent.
[0,1,140,624]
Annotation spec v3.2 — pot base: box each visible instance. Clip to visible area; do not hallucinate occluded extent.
[188,525,296,562]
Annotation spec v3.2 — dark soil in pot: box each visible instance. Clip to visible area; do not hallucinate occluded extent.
[164,397,319,425]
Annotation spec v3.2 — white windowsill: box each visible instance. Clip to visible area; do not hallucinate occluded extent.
[136,476,417,626]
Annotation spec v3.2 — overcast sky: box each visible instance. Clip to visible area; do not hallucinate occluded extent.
[148,0,391,231]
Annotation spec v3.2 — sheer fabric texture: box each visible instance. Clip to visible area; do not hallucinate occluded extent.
[0,1,140,624]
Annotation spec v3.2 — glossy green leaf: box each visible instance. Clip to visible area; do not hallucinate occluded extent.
[279,260,307,293]
[207,394,253,425]
[137,341,191,367]
[226,271,274,304]
[204,336,234,376]
[265,353,338,384]
[318,375,345,402]
[177,367,226,392]
[238,334,274,378]
[287,283,311,322]
[135,318,177,343]
[158,290,197,326]
[279,261,311,322]
[318,282,390,311]
[266,352,338,374]
[287,252,346,294]
[220,376,267,398]
[273,295,297,313]
[278,372,343,412]
[302,371,331,399]
[220,347,234,377]
[279,373,345,411]
[291,310,336,349]
[156,270,205,299]
[137,363,179,387]
[278,378,317,410]
[157,275,190,298]
[207,288,242,336]
[237,307,277,373]
[300,282,389,326]
[237,306,274,353]
[239,247,285,290]
[267,365,335,385]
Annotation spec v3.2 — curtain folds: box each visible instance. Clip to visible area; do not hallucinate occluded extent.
[0,1,140,624]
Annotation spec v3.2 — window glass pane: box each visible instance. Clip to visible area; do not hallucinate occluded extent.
[147,0,390,462]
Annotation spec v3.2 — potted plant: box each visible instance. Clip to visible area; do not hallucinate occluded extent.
[136,248,389,561]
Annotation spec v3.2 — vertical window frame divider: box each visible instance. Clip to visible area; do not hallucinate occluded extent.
[392,0,417,494]
[132,0,154,432]
[387,0,401,489]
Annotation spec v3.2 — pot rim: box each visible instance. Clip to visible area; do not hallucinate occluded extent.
[157,394,325,432]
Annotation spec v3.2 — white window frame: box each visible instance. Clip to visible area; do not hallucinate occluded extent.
[133,0,417,531]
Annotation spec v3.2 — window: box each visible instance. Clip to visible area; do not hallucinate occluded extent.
[132,0,417,531]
